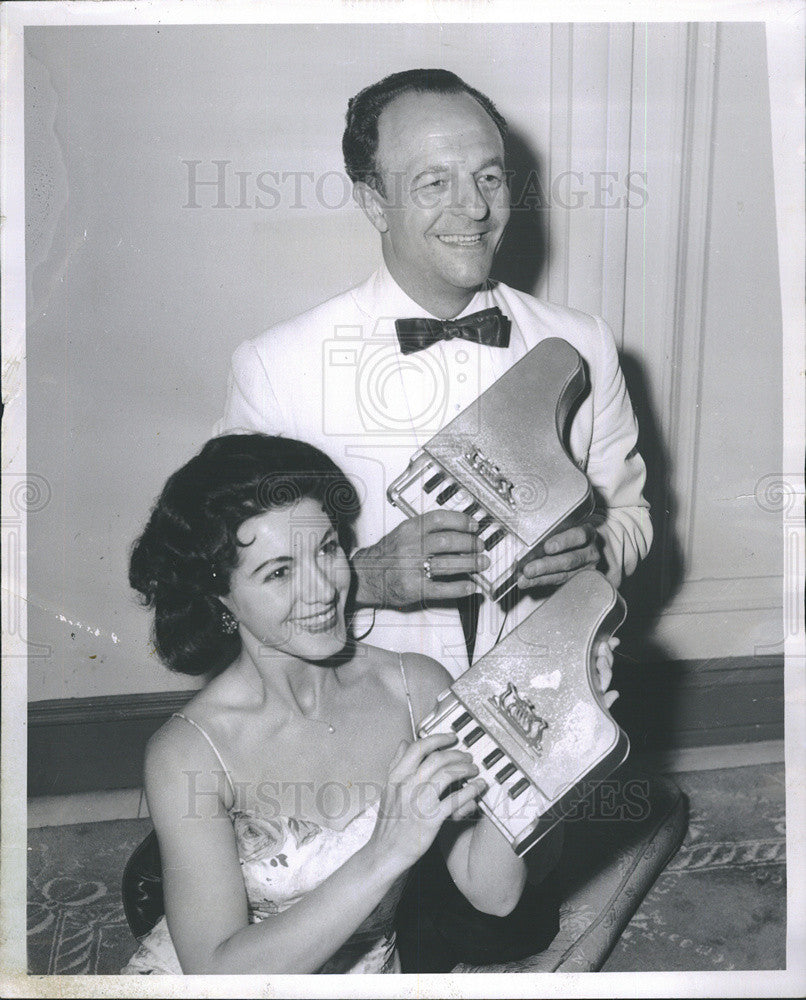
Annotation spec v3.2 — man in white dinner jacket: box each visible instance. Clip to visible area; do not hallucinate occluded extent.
[218,68,652,680]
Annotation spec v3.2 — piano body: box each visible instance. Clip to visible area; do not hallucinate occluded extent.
[388,337,593,600]
[417,570,629,856]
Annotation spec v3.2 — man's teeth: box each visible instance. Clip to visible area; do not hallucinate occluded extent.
[437,234,483,245]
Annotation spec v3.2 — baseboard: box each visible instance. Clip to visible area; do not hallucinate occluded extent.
[28,690,193,797]
[610,653,784,753]
[28,654,785,797]
[633,738,786,774]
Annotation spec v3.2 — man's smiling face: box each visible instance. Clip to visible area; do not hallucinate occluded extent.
[370,90,510,319]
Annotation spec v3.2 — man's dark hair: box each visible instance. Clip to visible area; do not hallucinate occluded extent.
[342,68,508,196]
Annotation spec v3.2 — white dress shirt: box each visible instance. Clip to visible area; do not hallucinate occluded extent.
[217,264,652,678]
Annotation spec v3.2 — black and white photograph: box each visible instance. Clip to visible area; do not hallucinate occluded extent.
[1,0,803,996]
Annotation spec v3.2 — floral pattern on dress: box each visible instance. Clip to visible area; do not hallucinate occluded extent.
[230,811,288,864]
[122,804,404,976]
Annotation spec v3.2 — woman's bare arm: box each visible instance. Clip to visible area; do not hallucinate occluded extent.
[145,718,479,974]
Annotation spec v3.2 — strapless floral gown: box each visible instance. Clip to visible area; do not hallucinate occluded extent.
[122,800,407,975]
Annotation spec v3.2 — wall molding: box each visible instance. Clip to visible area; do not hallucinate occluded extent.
[28,654,784,797]
[27,689,194,727]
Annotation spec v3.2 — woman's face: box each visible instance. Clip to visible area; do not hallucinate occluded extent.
[221,498,351,662]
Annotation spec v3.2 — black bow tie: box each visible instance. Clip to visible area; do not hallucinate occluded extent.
[395,307,511,356]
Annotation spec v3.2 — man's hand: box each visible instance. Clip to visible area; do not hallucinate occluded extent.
[516,522,600,590]
[352,511,490,609]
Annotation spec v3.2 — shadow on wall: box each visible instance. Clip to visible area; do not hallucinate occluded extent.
[491,129,688,750]
[490,128,549,295]
[614,353,687,752]
[619,351,686,626]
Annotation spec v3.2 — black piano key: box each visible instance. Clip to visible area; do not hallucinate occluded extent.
[482,747,504,768]
[436,482,460,505]
[463,501,481,517]
[423,470,446,493]
[484,527,507,551]
[463,726,485,747]
[509,777,531,799]
[477,514,494,532]
[451,711,473,732]
[495,762,517,783]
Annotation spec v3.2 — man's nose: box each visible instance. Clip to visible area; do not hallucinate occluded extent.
[452,174,490,220]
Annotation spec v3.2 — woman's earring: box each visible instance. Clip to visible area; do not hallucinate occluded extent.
[221,609,239,635]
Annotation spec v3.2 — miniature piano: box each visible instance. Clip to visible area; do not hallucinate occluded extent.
[387,337,593,600]
[417,570,629,856]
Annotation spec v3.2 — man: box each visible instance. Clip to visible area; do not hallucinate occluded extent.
[218,68,651,679]
[218,66,651,974]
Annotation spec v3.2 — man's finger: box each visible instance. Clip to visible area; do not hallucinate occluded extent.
[419,510,482,534]
[427,530,486,555]
[424,579,484,599]
[516,568,584,589]
[427,553,490,576]
[519,544,598,580]
[543,523,596,555]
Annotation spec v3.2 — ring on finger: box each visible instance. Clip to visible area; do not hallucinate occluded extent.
[422,557,433,580]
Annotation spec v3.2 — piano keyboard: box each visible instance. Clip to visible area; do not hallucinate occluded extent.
[387,338,594,601]
[421,688,553,854]
[417,570,629,856]
[391,452,522,596]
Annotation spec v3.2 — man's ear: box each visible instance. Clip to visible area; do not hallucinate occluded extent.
[353,181,389,234]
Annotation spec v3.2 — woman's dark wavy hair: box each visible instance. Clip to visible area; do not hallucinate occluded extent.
[129,434,360,678]
[342,68,509,196]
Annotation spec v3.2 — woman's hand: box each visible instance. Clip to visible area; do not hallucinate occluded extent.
[366,732,486,876]
[594,635,620,709]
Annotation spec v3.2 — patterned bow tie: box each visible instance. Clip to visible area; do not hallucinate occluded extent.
[395,307,511,356]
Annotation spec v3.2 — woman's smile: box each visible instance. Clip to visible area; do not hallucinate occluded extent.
[290,599,340,634]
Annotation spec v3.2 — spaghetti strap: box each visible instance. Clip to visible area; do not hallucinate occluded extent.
[171,712,237,801]
[397,654,418,739]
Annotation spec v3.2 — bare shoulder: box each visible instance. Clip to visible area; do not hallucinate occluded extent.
[398,652,453,725]
[144,713,231,822]
[345,643,453,728]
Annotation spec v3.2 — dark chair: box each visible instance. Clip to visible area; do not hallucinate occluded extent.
[121,765,687,971]
[121,828,163,940]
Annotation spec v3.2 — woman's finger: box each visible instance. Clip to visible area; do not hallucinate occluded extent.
[388,732,458,780]
[411,748,477,790]
[596,661,613,693]
[603,690,619,710]
[442,778,487,821]
[596,636,620,657]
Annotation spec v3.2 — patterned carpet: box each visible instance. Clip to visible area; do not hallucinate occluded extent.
[27,763,786,975]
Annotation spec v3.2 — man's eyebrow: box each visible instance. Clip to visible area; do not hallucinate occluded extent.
[411,156,506,185]
[475,156,506,172]
[411,164,452,184]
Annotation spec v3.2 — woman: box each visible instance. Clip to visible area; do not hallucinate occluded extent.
[123,433,617,975]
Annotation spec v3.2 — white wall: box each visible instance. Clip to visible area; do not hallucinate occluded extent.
[24,22,782,700]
